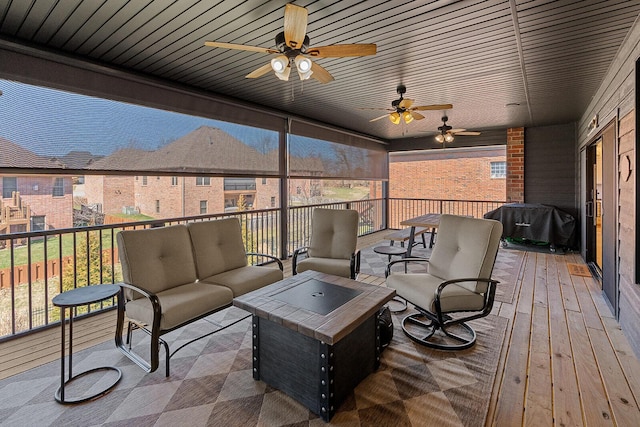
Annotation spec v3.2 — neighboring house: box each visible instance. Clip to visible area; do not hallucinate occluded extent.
[0,138,74,233]
[389,146,507,201]
[85,126,327,218]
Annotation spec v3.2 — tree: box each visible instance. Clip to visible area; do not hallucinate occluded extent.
[237,194,256,260]
[57,231,114,319]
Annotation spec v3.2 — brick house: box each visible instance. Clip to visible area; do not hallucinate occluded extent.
[389,145,507,200]
[0,137,73,234]
[85,127,326,218]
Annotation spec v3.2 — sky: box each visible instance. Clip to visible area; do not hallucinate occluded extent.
[0,79,279,156]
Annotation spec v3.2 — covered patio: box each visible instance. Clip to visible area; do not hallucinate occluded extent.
[2,1,640,425]
[1,231,639,425]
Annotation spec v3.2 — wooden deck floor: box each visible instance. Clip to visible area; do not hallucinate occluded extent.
[1,231,640,426]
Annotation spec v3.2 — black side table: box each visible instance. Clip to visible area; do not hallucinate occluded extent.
[52,284,122,404]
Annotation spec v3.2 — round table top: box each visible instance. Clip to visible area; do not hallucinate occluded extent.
[373,246,407,256]
[52,284,120,308]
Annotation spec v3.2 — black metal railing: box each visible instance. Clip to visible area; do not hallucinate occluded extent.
[0,197,503,341]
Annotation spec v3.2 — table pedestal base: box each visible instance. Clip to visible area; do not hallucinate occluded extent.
[55,366,122,404]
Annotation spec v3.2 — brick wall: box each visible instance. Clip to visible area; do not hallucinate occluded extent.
[506,127,525,203]
[389,147,506,200]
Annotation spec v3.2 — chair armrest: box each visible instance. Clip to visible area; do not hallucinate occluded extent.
[292,246,310,275]
[385,257,429,277]
[433,278,500,319]
[246,252,284,271]
[115,282,163,373]
[350,250,361,279]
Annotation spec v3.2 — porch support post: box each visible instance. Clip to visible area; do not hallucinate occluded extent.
[279,121,289,260]
[506,127,525,203]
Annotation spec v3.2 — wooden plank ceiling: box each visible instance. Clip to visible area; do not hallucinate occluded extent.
[0,0,638,142]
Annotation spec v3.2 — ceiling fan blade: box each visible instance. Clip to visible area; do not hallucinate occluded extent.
[411,104,454,111]
[204,41,278,54]
[410,111,425,120]
[454,131,482,136]
[306,44,377,58]
[399,98,414,109]
[310,61,334,83]
[284,4,308,49]
[358,107,395,111]
[370,114,390,122]
[246,63,274,79]
[449,128,467,133]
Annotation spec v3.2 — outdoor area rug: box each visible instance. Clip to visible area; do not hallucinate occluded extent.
[0,305,507,427]
[358,244,523,304]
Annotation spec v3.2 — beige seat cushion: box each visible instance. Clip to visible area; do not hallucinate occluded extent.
[187,218,248,279]
[117,225,198,300]
[386,273,485,312]
[200,265,283,297]
[125,282,233,330]
[296,257,352,278]
[307,208,358,259]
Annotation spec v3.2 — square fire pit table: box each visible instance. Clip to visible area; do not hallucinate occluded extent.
[233,270,395,421]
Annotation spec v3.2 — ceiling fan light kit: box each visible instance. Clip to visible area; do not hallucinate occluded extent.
[367,84,453,125]
[434,115,480,144]
[204,4,376,84]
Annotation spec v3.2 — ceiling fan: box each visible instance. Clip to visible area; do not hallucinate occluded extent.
[365,85,453,124]
[204,4,376,83]
[435,115,481,143]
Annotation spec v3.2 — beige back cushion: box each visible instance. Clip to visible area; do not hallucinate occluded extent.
[187,218,247,278]
[308,208,358,259]
[428,214,503,293]
[117,225,198,298]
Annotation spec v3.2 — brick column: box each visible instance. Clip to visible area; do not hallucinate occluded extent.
[506,127,524,203]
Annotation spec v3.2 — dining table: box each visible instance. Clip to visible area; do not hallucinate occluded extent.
[400,213,442,257]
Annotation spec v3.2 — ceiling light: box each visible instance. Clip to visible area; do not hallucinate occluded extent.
[402,111,414,124]
[445,133,455,143]
[294,55,313,80]
[271,55,290,80]
[389,112,401,125]
[271,55,288,72]
[435,134,445,143]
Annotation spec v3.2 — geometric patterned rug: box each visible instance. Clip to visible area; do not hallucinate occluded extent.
[0,304,508,427]
[359,244,523,304]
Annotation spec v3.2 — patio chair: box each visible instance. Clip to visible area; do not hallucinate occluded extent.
[292,208,361,279]
[386,214,502,350]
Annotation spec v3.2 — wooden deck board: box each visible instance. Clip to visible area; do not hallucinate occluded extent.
[546,253,583,427]
[2,232,640,427]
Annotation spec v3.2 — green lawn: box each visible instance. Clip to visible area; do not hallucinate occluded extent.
[0,229,118,269]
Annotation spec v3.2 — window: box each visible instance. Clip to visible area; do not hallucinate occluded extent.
[155,200,160,213]
[142,176,148,185]
[31,215,45,231]
[200,200,207,214]
[2,177,17,198]
[52,178,64,197]
[224,177,255,191]
[171,176,178,186]
[490,161,506,178]
[196,177,210,186]
[262,178,267,185]
[270,196,276,207]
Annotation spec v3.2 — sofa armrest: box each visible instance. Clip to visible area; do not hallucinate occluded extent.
[246,252,284,271]
[292,246,310,275]
[115,282,163,374]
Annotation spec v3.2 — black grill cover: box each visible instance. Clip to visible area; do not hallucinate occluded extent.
[483,203,576,247]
